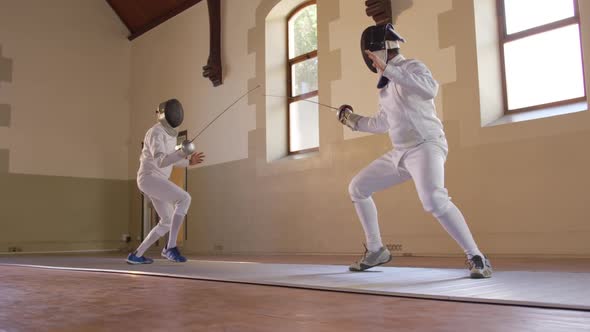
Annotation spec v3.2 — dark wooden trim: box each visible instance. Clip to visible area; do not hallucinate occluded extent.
[286,91,320,154]
[287,0,317,23]
[497,0,510,116]
[140,141,145,241]
[498,0,586,115]
[504,16,579,42]
[365,0,392,25]
[202,0,223,86]
[506,97,587,114]
[128,0,204,41]
[105,0,134,33]
[286,0,318,155]
[289,50,318,65]
[575,0,587,100]
[290,90,318,103]
[286,0,317,90]
[177,130,189,241]
[286,4,292,152]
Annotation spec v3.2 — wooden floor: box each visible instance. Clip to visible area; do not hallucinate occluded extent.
[1,255,590,332]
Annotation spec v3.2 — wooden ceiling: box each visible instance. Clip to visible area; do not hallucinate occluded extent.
[106,0,203,40]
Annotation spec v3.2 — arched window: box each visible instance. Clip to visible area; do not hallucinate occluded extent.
[287,1,318,154]
[498,0,586,113]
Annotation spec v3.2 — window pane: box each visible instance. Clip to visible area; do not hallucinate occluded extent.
[504,0,575,34]
[288,4,317,58]
[291,57,318,96]
[289,96,319,152]
[504,24,585,110]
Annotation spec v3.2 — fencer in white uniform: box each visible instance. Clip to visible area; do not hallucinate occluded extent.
[127,99,205,264]
[338,24,492,278]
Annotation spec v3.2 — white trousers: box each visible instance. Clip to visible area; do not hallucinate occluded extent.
[348,141,482,257]
[135,175,191,256]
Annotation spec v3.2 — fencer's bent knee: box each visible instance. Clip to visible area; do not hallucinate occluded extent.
[421,188,451,217]
[349,177,370,202]
[153,223,170,237]
[175,191,192,215]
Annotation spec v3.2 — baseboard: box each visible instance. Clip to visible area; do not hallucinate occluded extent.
[0,249,122,255]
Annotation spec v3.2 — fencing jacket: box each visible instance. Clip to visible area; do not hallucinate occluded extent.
[138,123,189,179]
[356,54,445,150]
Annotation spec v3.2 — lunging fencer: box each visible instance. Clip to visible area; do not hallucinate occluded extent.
[338,24,492,278]
[127,99,205,264]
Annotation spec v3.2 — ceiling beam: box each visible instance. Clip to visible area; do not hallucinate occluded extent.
[105,0,134,33]
[111,0,204,41]
[365,0,392,25]
[202,0,222,86]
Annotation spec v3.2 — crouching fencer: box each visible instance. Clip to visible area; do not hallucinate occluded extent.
[127,99,205,264]
[339,24,491,278]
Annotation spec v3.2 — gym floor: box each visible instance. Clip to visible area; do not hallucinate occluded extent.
[1,255,590,332]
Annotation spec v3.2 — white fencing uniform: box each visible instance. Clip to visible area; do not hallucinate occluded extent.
[349,54,483,258]
[135,123,191,256]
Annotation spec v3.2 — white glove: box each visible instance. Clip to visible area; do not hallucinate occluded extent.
[337,104,362,130]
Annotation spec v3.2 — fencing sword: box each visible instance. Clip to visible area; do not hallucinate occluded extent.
[181,88,344,155]
[264,94,340,111]
[188,85,261,143]
[178,85,261,156]
[264,94,356,130]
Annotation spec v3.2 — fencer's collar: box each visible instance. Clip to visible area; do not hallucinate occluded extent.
[158,121,178,137]
[390,54,405,65]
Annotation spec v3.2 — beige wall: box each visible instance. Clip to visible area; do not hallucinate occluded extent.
[0,172,130,253]
[129,0,257,176]
[126,0,590,257]
[0,0,586,256]
[0,0,131,179]
[332,0,455,141]
[0,0,131,252]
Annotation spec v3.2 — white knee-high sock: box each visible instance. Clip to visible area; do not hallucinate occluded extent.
[167,213,185,249]
[136,227,166,257]
[353,197,383,252]
[435,202,483,258]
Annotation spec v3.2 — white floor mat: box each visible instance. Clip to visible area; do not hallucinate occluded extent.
[1,256,589,310]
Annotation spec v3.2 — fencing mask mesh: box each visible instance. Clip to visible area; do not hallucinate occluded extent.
[157,99,184,129]
[360,24,405,73]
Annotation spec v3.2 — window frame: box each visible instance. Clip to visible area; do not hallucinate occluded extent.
[497,0,586,114]
[286,0,319,155]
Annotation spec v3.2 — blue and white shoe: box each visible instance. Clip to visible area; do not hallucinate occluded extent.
[126,252,154,265]
[164,247,187,263]
[161,246,167,258]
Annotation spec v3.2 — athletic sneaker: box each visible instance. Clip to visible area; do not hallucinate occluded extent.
[349,246,392,272]
[164,247,187,263]
[467,255,492,279]
[161,247,167,258]
[126,252,154,265]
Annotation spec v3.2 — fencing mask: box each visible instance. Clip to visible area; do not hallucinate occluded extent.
[360,23,406,74]
[157,99,184,135]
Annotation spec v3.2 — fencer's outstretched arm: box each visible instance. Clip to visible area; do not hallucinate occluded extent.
[149,132,189,169]
[382,61,439,100]
[155,150,188,168]
[338,105,389,134]
[355,109,389,134]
